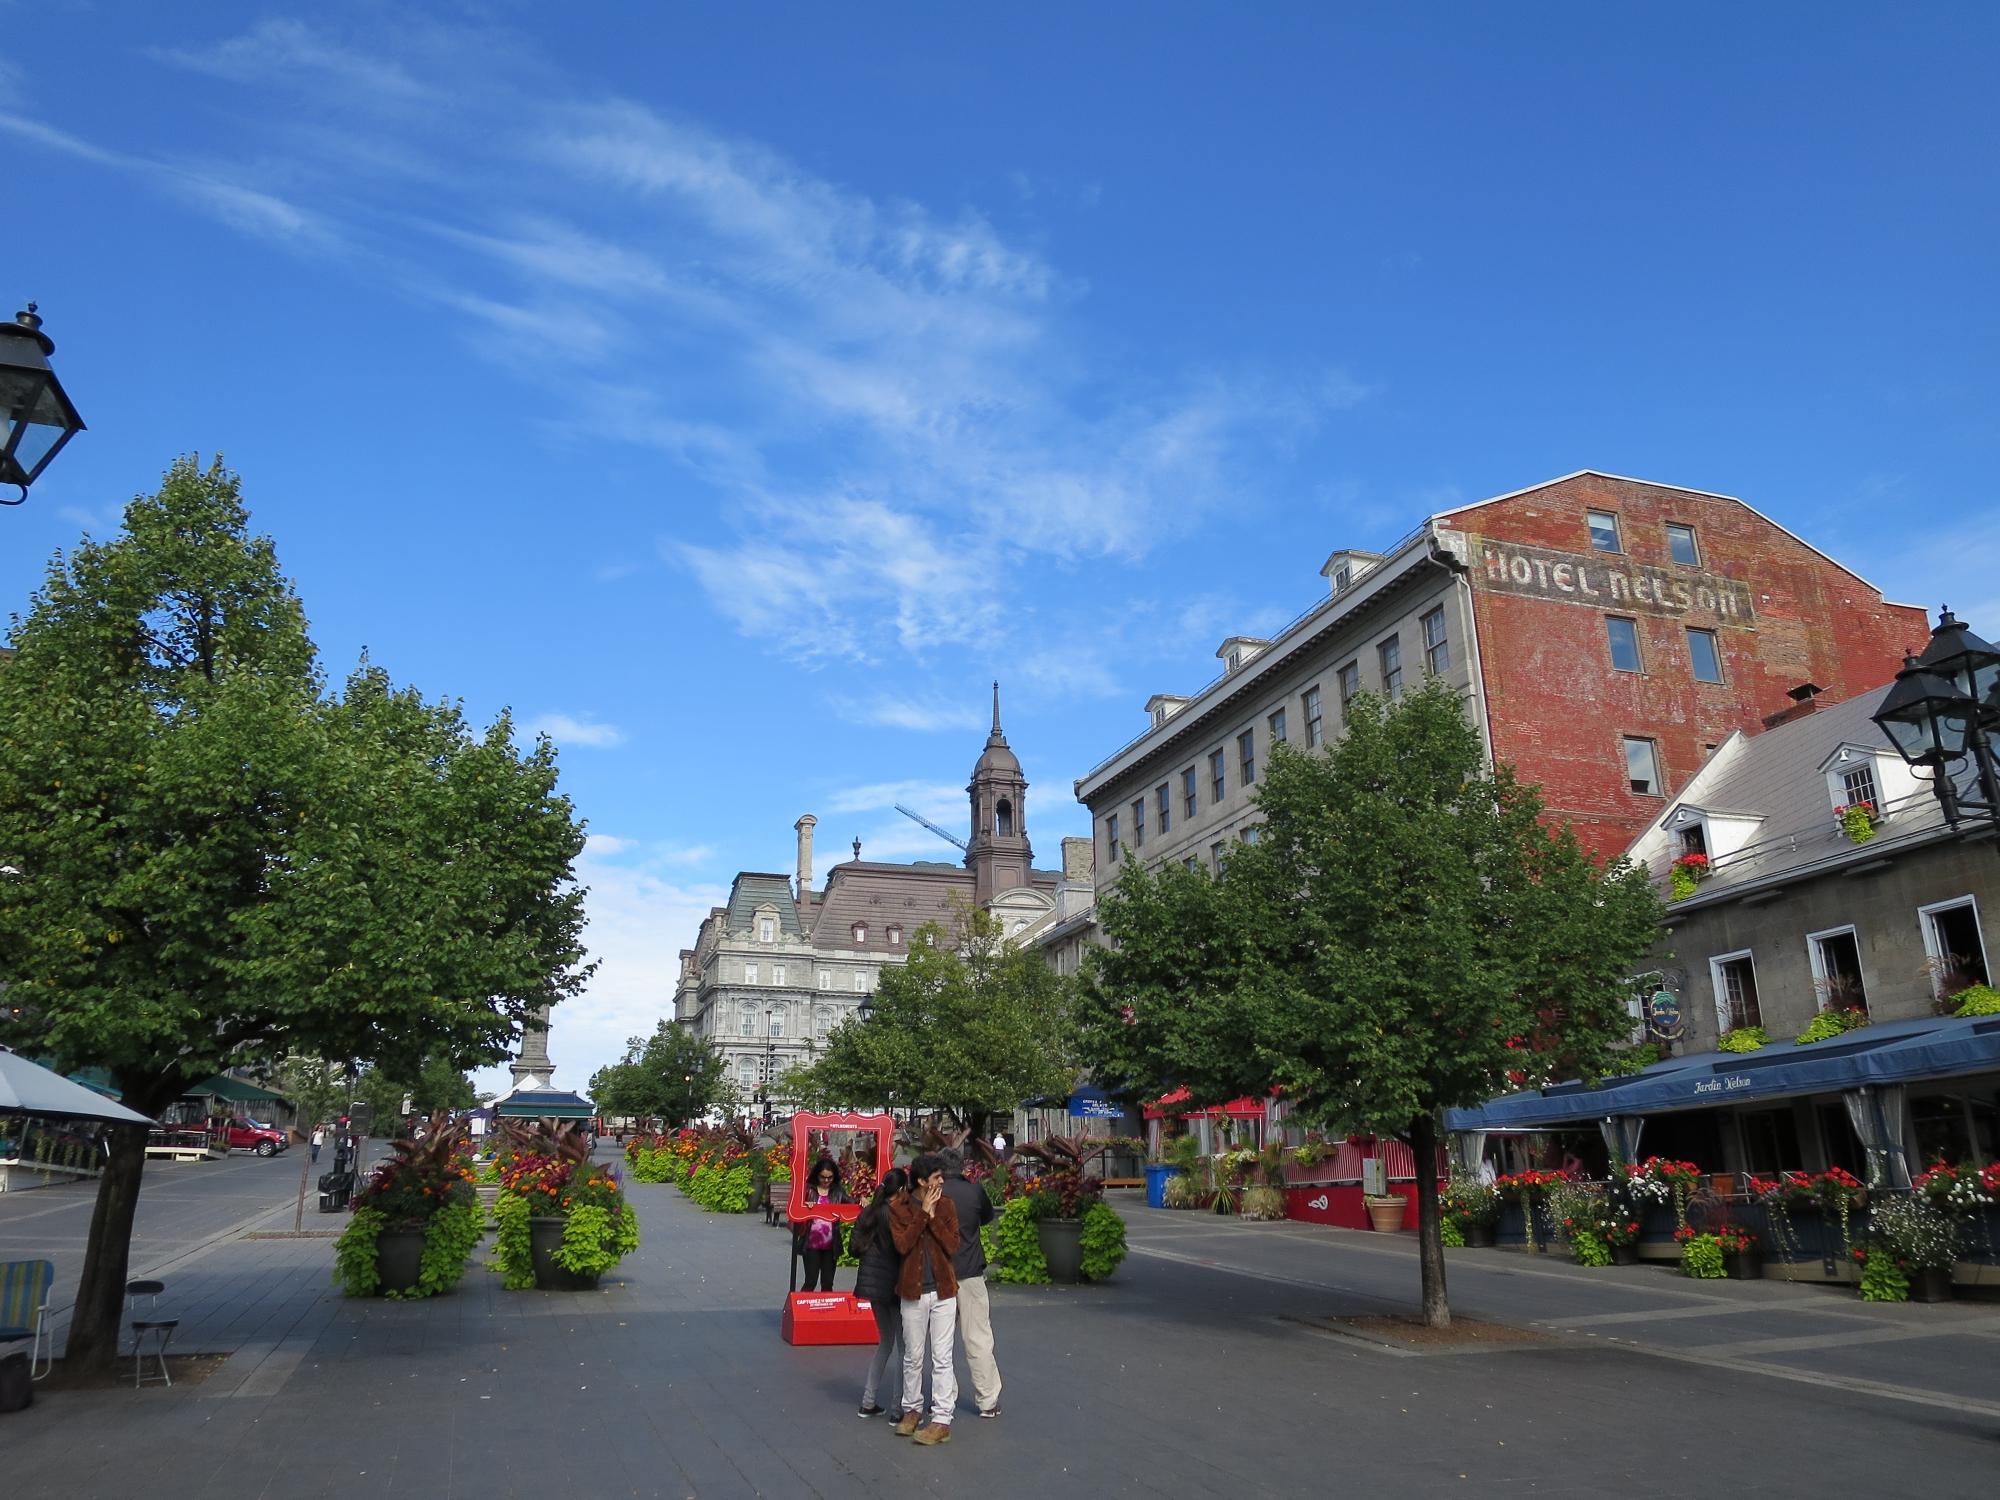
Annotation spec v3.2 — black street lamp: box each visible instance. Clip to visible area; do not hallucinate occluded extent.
[1871,608,2000,838]
[0,304,86,505]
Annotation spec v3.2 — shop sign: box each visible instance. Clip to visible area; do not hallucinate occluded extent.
[1692,1075,1753,1096]
[1471,537,1757,626]
[1646,989,1684,1040]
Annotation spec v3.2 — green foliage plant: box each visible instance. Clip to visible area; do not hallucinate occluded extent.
[411,1202,484,1298]
[1795,1009,1867,1045]
[1161,1173,1203,1209]
[984,1196,1052,1284]
[1080,679,1662,1327]
[1834,802,1878,843]
[1678,1232,1726,1279]
[1717,1027,1768,1053]
[334,1206,389,1297]
[1951,985,2000,1017]
[1077,1201,1129,1280]
[491,1191,536,1290]
[1856,1248,1910,1302]
[1239,1185,1287,1220]
[1439,1216,1465,1248]
[0,458,593,1372]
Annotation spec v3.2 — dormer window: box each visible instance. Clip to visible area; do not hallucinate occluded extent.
[1818,743,1903,831]
[759,917,775,943]
[1331,565,1351,591]
[851,922,867,944]
[1677,822,1707,859]
[1839,762,1879,813]
[887,925,902,946]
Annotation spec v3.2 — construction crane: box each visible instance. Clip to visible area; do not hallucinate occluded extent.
[895,804,967,852]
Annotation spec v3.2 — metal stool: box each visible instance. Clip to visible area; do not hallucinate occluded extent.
[126,1279,173,1388]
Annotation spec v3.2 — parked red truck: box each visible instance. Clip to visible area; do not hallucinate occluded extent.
[219,1118,289,1156]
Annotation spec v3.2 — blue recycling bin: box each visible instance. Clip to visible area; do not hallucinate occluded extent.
[1145,1164,1184,1208]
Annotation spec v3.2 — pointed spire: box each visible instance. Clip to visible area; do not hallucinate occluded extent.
[992,680,1001,734]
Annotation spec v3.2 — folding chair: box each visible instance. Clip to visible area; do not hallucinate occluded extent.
[126,1278,176,1388]
[0,1259,54,1381]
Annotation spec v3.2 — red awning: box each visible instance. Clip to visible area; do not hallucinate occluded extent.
[1143,1087,1267,1121]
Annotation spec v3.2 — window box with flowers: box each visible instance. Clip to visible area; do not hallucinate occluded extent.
[1833,801,1879,843]
[1495,1169,1570,1252]
[1668,852,1710,900]
[1748,1167,1864,1271]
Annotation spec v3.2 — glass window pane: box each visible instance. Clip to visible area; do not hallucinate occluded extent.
[1588,510,1623,553]
[1667,524,1700,567]
[1624,737,1660,795]
[1607,617,1641,672]
[1687,628,1723,683]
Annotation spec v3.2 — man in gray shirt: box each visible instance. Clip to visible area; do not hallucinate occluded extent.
[938,1146,1002,1418]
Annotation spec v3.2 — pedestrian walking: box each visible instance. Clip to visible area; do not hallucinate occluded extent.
[793,1156,846,1291]
[938,1147,1001,1418]
[851,1166,910,1419]
[889,1153,960,1446]
[309,1124,325,1164]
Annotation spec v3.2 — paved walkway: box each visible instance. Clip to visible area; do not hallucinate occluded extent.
[5,1164,1999,1497]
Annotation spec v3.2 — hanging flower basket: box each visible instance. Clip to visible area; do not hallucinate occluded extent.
[1669,853,1710,901]
[1834,801,1879,843]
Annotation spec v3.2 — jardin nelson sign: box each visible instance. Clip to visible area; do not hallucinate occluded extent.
[1693,1075,1753,1096]
[1471,538,1757,627]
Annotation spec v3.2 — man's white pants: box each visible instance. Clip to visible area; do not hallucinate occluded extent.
[899,1291,958,1426]
[954,1275,1002,1412]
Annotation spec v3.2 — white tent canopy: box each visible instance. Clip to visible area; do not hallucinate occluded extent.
[0,1048,156,1125]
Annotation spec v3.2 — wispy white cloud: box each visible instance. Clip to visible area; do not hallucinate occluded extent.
[823,780,965,819]
[151,19,432,102]
[845,696,985,733]
[524,711,628,748]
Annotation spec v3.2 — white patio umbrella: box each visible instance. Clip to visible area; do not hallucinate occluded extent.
[0,1047,156,1125]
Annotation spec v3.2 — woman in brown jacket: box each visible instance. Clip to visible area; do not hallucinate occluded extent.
[888,1153,960,1445]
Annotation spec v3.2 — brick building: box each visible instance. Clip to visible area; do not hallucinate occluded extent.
[1076,470,1927,877]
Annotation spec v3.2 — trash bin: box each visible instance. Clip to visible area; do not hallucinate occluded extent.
[1145,1164,1184,1209]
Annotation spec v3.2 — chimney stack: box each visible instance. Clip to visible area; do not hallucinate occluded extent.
[793,813,817,897]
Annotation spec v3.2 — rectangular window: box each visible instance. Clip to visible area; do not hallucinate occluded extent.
[1711,952,1762,1034]
[853,971,867,992]
[1666,523,1700,567]
[1378,635,1403,698]
[738,1058,756,1084]
[1607,616,1642,673]
[1624,737,1662,796]
[1919,897,1991,995]
[1210,840,1226,870]
[1807,926,1869,1016]
[1303,687,1325,747]
[773,964,786,987]
[1209,748,1227,803]
[1588,510,1623,553]
[744,963,759,986]
[1337,662,1360,723]
[1841,764,1879,812]
[1106,812,1120,862]
[759,917,775,943]
[1184,856,1200,872]
[818,971,831,990]
[1131,797,1146,847]
[1421,607,1450,675]
[1157,783,1171,834]
[739,1013,754,1037]
[1687,627,1723,684]
[1182,767,1198,820]
[1241,825,1260,845]
[768,1010,784,1037]
[1268,707,1287,745]
[1238,730,1256,786]
[1678,823,1708,859]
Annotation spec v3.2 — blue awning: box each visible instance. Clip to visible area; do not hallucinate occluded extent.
[1446,1014,2000,1132]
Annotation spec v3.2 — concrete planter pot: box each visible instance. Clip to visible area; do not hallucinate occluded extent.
[1462,1222,1496,1248]
[1908,1266,1954,1303]
[1364,1196,1408,1233]
[375,1227,427,1295]
[1724,1251,1762,1280]
[528,1215,600,1291]
[1036,1218,1085,1283]
[1610,1244,1640,1266]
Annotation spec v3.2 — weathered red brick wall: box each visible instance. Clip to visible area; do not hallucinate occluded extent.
[1452,474,1927,862]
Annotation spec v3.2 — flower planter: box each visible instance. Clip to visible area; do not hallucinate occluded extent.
[529,1215,600,1291]
[1364,1196,1408,1233]
[1908,1266,1954,1303]
[1036,1218,1085,1283]
[1724,1251,1762,1280]
[1610,1244,1640,1267]
[1462,1223,1495,1248]
[375,1226,427,1295]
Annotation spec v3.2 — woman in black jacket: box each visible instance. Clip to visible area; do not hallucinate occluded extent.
[850,1167,909,1418]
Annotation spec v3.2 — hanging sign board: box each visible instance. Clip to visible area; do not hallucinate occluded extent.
[1646,989,1684,1041]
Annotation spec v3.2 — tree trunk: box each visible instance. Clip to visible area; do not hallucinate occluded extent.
[64,1121,151,1375]
[1410,1112,1450,1329]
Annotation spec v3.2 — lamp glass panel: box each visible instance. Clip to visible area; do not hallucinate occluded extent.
[1877,712,1930,762]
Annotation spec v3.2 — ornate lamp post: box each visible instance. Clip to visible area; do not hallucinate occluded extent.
[0,304,86,505]
[1871,608,2000,840]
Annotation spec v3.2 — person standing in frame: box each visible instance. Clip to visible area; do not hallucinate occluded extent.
[850,1167,910,1419]
[938,1146,1002,1418]
[890,1153,960,1446]
[794,1156,846,1291]
[309,1123,325,1164]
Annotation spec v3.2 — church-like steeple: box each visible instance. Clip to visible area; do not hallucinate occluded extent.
[967,681,1031,903]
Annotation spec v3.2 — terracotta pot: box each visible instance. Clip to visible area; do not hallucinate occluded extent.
[528,1215,600,1291]
[375,1226,426,1294]
[1462,1223,1495,1248]
[1908,1266,1954,1303]
[1365,1197,1408,1233]
[1036,1218,1084,1283]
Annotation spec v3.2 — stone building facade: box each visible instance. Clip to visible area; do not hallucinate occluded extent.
[674,692,1063,1109]
[1075,470,1927,882]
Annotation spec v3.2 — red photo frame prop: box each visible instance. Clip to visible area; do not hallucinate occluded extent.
[786,1110,895,1225]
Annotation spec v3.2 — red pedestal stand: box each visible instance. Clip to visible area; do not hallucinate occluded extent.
[780,1110,897,1347]
[780,1290,882,1346]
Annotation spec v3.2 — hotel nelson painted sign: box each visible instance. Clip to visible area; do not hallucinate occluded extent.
[1470,537,1757,628]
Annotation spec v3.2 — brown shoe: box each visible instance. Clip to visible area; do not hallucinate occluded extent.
[894,1412,921,1437]
[912,1423,952,1446]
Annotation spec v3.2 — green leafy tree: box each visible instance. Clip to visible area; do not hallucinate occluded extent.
[269,1056,350,1133]
[589,1020,736,1126]
[351,1056,477,1135]
[785,904,1077,1137]
[0,457,593,1373]
[1080,678,1661,1326]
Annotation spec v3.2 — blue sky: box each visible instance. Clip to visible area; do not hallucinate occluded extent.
[4,4,1996,1091]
